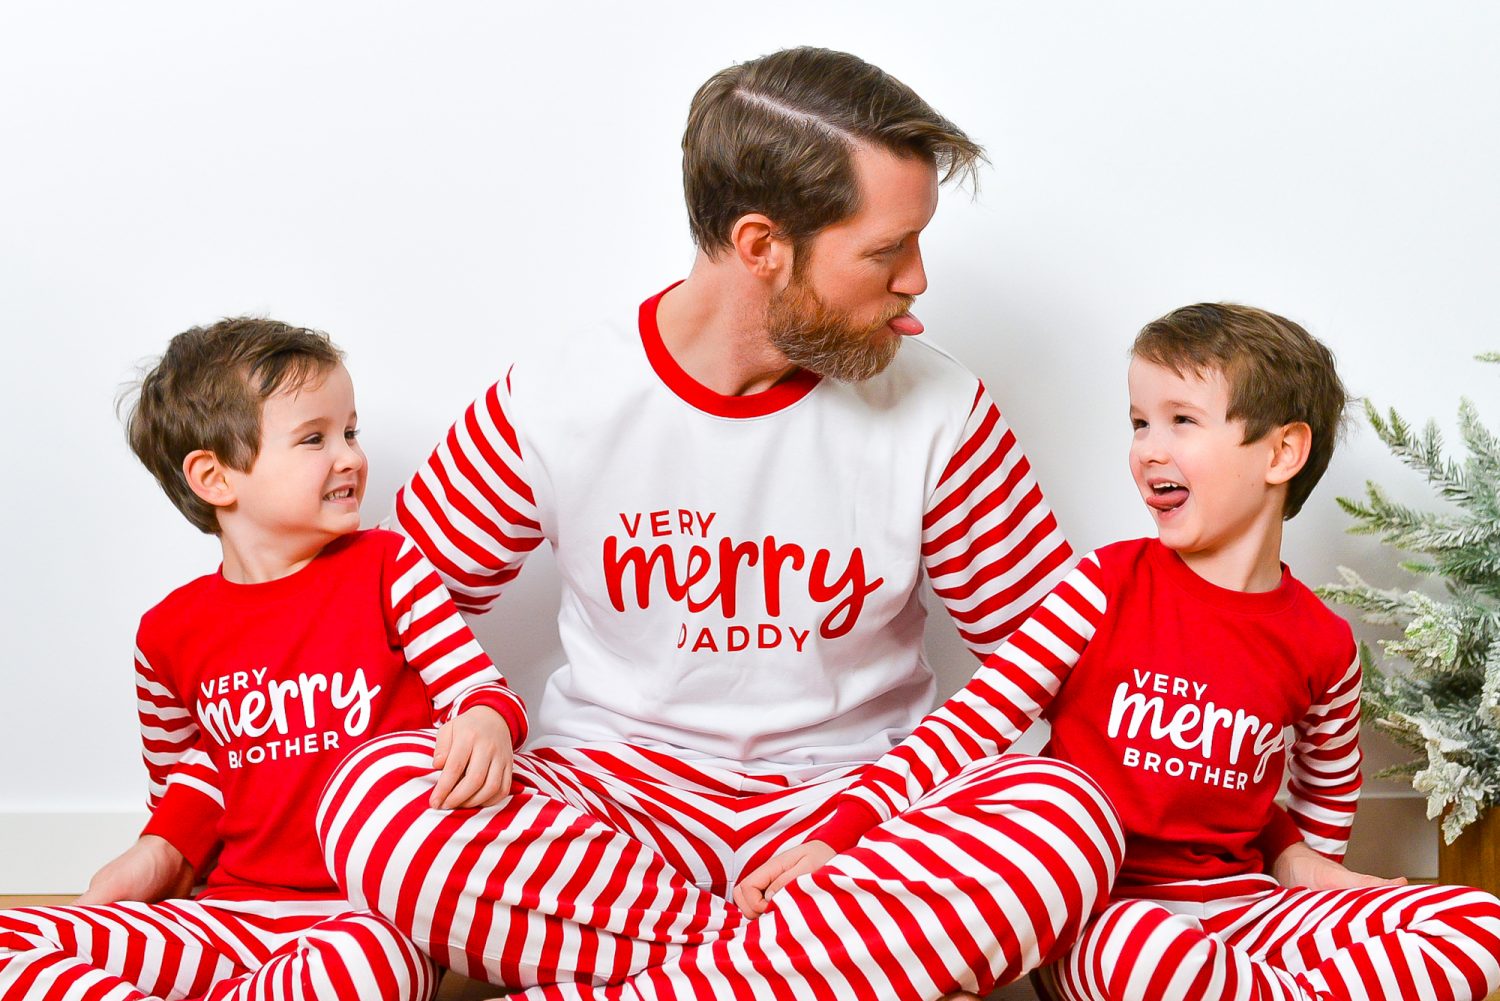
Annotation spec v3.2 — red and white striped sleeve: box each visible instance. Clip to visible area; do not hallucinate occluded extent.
[923,382,1074,657]
[387,536,529,746]
[394,370,545,616]
[135,641,223,871]
[814,553,1109,851]
[1284,651,1363,860]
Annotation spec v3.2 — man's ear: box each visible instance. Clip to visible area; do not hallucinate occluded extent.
[182,449,236,509]
[1265,421,1312,486]
[729,213,792,281]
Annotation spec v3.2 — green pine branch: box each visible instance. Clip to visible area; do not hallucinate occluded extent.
[1323,352,1500,841]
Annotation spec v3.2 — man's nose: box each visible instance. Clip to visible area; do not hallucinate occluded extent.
[891,244,927,298]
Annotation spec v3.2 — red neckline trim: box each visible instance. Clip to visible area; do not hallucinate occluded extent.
[638,282,821,419]
[1146,538,1297,615]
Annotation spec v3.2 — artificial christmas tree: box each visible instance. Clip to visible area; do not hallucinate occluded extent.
[1319,354,1499,886]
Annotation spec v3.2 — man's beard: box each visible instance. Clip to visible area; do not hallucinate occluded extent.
[766,274,914,383]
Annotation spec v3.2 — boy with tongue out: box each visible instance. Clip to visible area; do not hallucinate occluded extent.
[732,303,1500,1001]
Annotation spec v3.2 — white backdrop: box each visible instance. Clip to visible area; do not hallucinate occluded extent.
[3,1,1496,888]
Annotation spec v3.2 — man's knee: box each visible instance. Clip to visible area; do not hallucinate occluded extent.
[316,730,441,881]
[920,756,1124,857]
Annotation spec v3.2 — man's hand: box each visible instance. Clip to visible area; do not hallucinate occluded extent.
[430,705,515,809]
[732,840,836,919]
[1271,841,1408,891]
[75,834,194,905]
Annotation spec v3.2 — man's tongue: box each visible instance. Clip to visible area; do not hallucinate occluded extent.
[888,311,924,336]
[1147,487,1189,511]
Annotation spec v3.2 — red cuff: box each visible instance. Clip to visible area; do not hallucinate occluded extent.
[1254,804,1305,869]
[141,782,222,874]
[808,800,883,854]
[452,685,529,748]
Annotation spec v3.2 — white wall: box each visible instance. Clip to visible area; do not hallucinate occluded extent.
[3,0,1495,890]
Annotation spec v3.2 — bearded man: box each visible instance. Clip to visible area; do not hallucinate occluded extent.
[318,46,1124,999]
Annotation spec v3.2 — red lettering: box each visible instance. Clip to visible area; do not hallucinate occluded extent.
[686,537,758,615]
[678,510,694,534]
[618,512,643,538]
[603,538,688,611]
[758,624,781,648]
[649,510,671,536]
[789,627,810,652]
[810,547,884,639]
[727,625,750,651]
[603,534,883,638]
[697,511,716,536]
[761,536,805,616]
[690,627,719,653]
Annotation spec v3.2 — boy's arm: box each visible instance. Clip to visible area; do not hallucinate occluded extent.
[1282,650,1364,861]
[393,369,545,615]
[811,552,1110,853]
[923,382,1075,658]
[129,641,224,889]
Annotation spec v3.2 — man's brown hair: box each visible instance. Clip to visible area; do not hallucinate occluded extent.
[1132,303,1347,519]
[682,46,984,254]
[123,317,344,534]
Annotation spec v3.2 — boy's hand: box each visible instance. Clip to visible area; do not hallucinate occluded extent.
[75,834,194,905]
[430,705,514,809]
[732,840,836,919]
[1270,841,1408,890]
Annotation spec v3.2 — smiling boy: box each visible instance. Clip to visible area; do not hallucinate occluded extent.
[731,303,1500,1001]
[0,318,527,1001]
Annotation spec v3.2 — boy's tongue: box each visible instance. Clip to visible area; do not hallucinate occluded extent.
[888,311,924,336]
[1147,487,1189,511]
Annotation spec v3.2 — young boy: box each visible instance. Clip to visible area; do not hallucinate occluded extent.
[723,304,1500,1000]
[0,318,527,1001]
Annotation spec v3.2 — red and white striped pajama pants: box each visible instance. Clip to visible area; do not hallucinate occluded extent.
[317,731,1124,999]
[0,896,437,1001]
[1034,874,1500,1001]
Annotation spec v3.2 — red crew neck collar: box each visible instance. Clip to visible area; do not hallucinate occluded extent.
[1146,539,1297,615]
[638,282,821,419]
[210,532,360,605]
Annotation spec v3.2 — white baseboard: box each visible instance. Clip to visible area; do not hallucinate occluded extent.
[0,798,1440,895]
[0,812,150,894]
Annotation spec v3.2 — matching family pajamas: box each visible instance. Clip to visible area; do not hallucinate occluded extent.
[0,530,527,1001]
[15,285,1495,1000]
[315,285,1123,996]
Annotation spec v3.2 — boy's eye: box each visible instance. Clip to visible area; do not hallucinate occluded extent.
[300,433,324,446]
[345,428,360,441]
[1130,418,1147,431]
[1173,415,1196,426]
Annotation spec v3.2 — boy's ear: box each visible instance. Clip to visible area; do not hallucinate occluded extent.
[1265,421,1312,486]
[182,449,236,509]
[730,213,791,282]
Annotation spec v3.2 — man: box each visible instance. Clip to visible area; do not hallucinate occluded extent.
[317,47,1123,998]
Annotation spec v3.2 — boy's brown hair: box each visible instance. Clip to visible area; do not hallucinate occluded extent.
[123,317,344,534]
[682,46,985,255]
[1133,303,1347,519]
